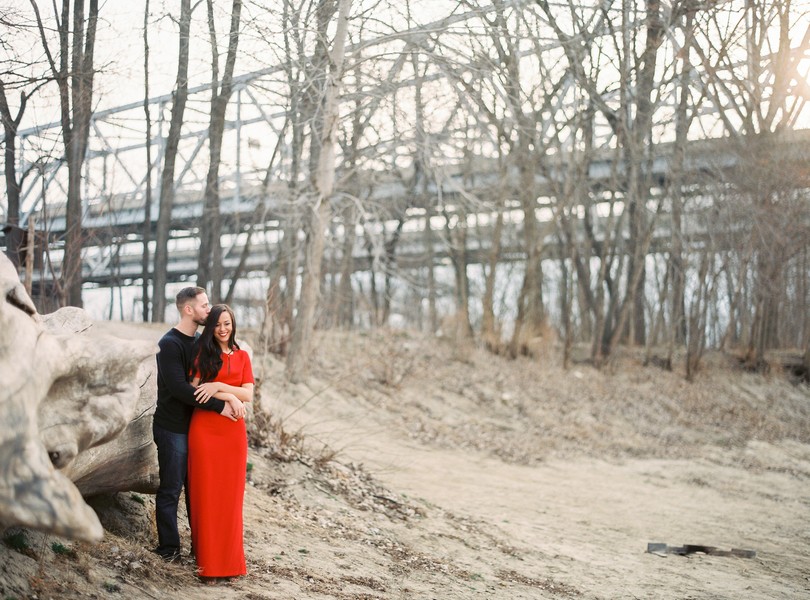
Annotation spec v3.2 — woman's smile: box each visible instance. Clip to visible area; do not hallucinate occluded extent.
[216,313,233,348]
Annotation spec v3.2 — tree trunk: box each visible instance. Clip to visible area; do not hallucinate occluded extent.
[286,0,352,383]
[197,0,242,297]
[152,0,191,321]
[665,10,696,362]
[445,210,473,339]
[686,249,712,381]
[424,204,437,334]
[481,188,504,350]
[589,195,623,366]
[382,219,404,327]
[625,0,664,347]
[336,202,356,327]
[141,0,152,322]
[66,0,99,308]
[25,217,35,297]
[748,250,782,368]
[0,81,26,269]
[509,146,545,356]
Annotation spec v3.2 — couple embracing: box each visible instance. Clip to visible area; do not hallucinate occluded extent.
[151,286,254,582]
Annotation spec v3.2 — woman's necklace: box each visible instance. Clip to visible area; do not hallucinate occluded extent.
[221,346,233,374]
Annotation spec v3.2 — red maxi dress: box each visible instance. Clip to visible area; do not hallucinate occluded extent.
[188,348,254,577]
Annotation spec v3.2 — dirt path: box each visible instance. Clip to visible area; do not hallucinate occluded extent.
[359,442,810,599]
[271,356,810,600]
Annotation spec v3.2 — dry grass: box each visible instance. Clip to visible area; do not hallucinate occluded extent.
[0,501,203,599]
[2,327,808,600]
[298,330,810,466]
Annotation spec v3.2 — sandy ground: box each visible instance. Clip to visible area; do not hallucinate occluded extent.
[1,326,809,599]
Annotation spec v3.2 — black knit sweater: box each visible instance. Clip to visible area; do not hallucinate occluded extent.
[153,327,226,433]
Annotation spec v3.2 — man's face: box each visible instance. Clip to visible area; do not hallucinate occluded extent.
[190,293,211,326]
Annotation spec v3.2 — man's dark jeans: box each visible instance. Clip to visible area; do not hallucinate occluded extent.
[152,422,190,556]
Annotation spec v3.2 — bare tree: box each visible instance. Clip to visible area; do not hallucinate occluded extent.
[551,105,595,368]
[332,89,364,329]
[257,0,311,355]
[480,164,506,350]
[661,7,700,368]
[5,0,808,375]
[141,0,153,322]
[0,6,42,271]
[411,50,437,334]
[196,0,243,297]
[152,0,192,322]
[482,2,549,356]
[31,0,99,308]
[689,0,810,368]
[286,0,353,382]
[0,80,36,269]
[431,2,564,355]
[535,0,679,364]
[329,40,411,329]
[443,202,474,338]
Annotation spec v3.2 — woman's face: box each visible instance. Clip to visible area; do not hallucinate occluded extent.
[214,310,233,347]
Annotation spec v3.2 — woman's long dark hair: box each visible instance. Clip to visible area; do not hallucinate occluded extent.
[193,304,240,383]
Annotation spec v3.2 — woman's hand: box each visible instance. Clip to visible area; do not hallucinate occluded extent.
[225,396,246,419]
[194,382,221,403]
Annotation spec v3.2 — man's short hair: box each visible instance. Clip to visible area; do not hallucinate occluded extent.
[175,286,206,310]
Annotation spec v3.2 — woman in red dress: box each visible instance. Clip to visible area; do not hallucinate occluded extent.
[188,304,254,580]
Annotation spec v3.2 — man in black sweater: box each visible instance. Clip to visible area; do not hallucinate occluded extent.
[152,286,244,561]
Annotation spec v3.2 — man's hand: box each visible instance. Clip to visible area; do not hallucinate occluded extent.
[219,402,238,422]
[194,382,221,403]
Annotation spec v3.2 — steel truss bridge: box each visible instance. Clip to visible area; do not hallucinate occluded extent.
[8,130,810,294]
[2,2,809,298]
